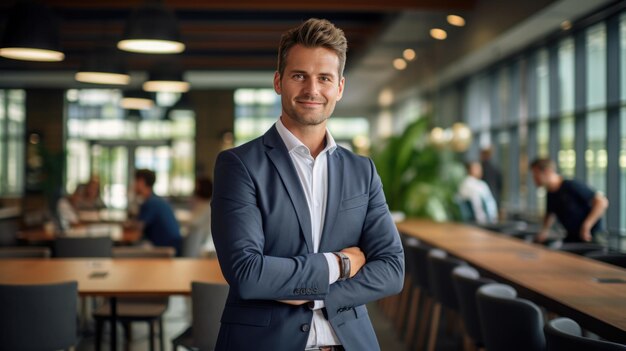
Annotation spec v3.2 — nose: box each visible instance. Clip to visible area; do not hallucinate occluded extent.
[302,78,320,96]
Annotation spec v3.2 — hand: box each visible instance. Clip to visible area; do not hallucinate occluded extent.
[535,230,549,244]
[340,246,366,278]
[580,222,592,242]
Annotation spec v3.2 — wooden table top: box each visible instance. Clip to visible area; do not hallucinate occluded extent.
[17,224,142,244]
[397,219,626,343]
[0,258,226,297]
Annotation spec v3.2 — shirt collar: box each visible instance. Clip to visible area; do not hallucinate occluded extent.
[275,117,337,156]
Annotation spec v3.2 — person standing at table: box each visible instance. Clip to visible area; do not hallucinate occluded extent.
[530,158,609,243]
[211,18,404,351]
[133,169,182,255]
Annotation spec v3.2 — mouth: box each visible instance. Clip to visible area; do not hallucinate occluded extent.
[295,100,324,108]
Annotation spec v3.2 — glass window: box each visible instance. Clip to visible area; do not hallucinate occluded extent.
[536,49,550,119]
[620,13,625,103]
[586,111,607,194]
[586,23,607,108]
[558,37,575,114]
[0,89,25,195]
[537,120,549,158]
[559,116,575,178]
[621,108,625,232]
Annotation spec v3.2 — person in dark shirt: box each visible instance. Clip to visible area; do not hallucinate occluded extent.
[133,169,182,255]
[530,158,608,243]
[480,147,503,205]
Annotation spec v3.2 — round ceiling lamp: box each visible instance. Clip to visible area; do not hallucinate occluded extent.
[143,69,190,93]
[117,2,185,54]
[0,2,64,62]
[75,50,130,85]
[120,90,154,110]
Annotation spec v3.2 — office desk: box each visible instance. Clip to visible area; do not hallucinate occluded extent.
[0,258,227,351]
[397,219,626,344]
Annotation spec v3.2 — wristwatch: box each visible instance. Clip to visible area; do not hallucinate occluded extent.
[334,252,351,281]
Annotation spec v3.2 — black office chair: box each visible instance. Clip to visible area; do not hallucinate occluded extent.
[477,283,546,351]
[54,236,113,257]
[584,251,626,269]
[452,265,495,349]
[0,281,78,350]
[426,249,467,351]
[93,246,176,351]
[545,317,626,351]
[0,246,51,258]
[171,282,229,350]
[403,239,434,350]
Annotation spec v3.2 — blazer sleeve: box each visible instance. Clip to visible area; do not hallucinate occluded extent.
[324,158,405,320]
[212,149,331,301]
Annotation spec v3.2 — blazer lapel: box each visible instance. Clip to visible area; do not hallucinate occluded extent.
[264,126,314,253]
[319,149,343,252]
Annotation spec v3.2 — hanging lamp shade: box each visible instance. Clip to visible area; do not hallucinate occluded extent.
[75,50,130,85]
[0,1,64,62]
[117,2,185,54]
[143,69,189,93]
[120,90,154,110]
[166,93,194,119]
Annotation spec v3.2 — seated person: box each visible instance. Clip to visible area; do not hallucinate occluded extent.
[56,190,80,231]
[132,169,182,255]
[74,175,106,211]
[530,158,608,243]
[189,177,214,253]
[458,161,498,224]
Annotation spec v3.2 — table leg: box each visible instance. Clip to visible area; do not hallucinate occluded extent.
[110,297,117,351]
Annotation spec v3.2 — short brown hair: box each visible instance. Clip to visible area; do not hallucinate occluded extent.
[530,158,555,171]
[135,169,156,188]
[277,18,348,78]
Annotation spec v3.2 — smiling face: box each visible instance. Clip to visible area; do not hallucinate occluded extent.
[274,44,345,127]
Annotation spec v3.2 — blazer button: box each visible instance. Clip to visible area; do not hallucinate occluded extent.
[301,323,310,332]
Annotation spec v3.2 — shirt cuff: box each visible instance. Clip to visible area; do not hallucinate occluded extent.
[323,252,340,285]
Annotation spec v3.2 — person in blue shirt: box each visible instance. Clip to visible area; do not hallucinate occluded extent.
[530,158,609,243]
[134,169,182,255]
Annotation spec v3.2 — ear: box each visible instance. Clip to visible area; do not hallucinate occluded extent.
[336,76,345,101]
[273,71,282,95]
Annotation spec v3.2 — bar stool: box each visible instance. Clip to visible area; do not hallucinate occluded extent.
[452,265,495,351]
[403,240,434,350]
[477,283,546,351]
[390,235,419,334]
[545,317,626,351]
[426,249,467,351]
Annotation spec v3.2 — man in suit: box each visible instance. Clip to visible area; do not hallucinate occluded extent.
[212,18,404,351]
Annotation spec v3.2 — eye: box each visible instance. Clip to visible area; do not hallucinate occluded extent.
[292,73,305,81]
[320,76,332,83]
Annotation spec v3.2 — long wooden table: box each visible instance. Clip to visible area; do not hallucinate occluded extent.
[397,219,626,344]
[0,258,227,350]
[17,224,142,244]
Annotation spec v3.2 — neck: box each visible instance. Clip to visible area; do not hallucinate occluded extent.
[547,175,563,192]
[280,115,327,158]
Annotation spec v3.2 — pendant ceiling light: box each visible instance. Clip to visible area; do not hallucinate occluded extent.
[117,2,185,54]
[120,90,154,110]
[166,93,194,119]
[0,1,64,62]
[143,69,190,93]
[75,50,130,85]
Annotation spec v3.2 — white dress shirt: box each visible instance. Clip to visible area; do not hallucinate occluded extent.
[458,175,498,224]
[275,119,342,347]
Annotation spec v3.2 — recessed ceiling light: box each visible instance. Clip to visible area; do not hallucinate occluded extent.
[403,49,416,61]
[560,20,572,31]
[447,15,466,27]
[430,28,448,40]
[393,58,407,70]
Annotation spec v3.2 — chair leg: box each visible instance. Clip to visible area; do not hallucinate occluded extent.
[122,322,131,351]
[159,318,165,351]
[394,276,412,331]
[427,302,442,351]
[415,294,432,351]
[149,320,156,351]
[95,319,102,351]
[403,287,420,345]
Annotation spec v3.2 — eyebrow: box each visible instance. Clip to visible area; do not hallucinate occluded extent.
[287,69,336,78]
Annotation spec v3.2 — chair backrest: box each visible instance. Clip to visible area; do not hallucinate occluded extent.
[191,282,229,351]
[113,246,176,258]
[557,242,606,256]
[405,241,433,292]
[54,236,113,257]
[0,247,51,258]
[0,281,78,350]
[181,226,208,258]
[452,265,495,344]
[584,251,626,269]
[477,283,546,351]
[545,317,626,351]
[428,249,466,310]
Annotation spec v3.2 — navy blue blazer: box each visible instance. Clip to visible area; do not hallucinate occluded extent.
[211,125,404,351]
